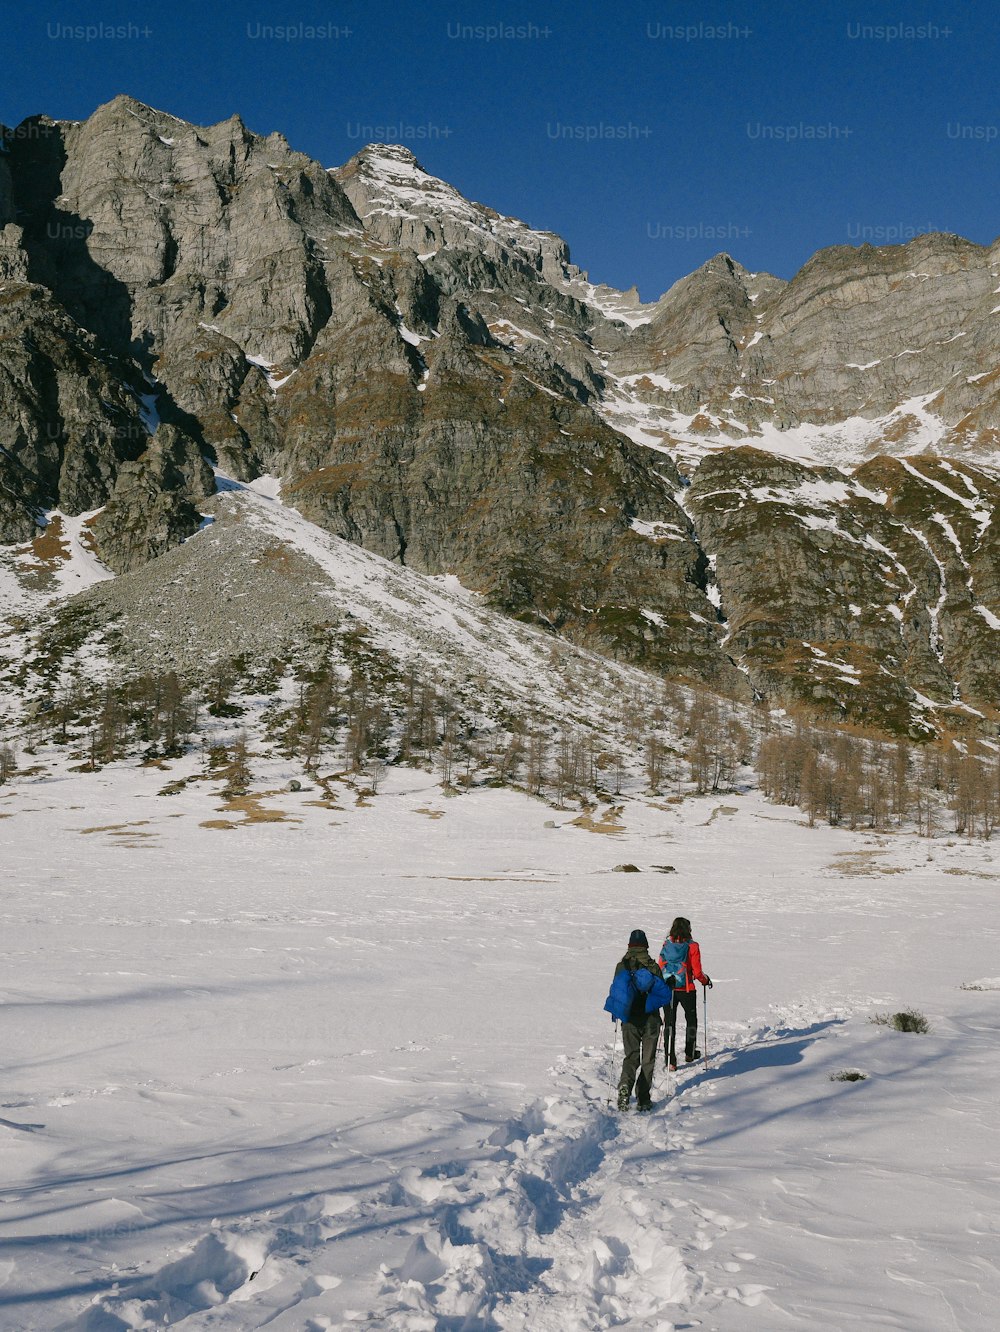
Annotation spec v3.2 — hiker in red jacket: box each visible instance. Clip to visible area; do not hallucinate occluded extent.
[659,916,712,1069]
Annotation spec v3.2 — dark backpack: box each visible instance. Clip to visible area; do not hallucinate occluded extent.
[624,958,655,1022]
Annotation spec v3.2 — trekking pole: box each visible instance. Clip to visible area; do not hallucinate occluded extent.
[703,985,709,1069]
[606,1021,619,1107]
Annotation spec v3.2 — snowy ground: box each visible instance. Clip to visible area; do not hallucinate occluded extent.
[2,762,999,1330]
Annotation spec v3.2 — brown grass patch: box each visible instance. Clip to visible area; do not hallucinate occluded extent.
[570,812,625,835]
[705,805,739,824]
[256,544,304,574]
[305,774,342,807]
[415,808,445,820]
[201,819,237,830]
[881,414,921,445]
[81,821,151,834]
[283,461,369,497]
[78,515,103,556]
[215,792,301,825]
[829,850,906,876]
[943,867,999,880]
[29,516,69,568]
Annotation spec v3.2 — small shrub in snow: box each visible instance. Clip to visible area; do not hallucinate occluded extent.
[612,863,640,873]
[831,1068,868,1082]
[870,1008,930,1033]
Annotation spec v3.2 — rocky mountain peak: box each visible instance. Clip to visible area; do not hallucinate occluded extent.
[333,140,573,291]
[341,141,425,172]
[334,142,465,217]
[96,92,165,117]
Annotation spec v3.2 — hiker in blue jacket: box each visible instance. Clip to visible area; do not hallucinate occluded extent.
[609,929,675,1112]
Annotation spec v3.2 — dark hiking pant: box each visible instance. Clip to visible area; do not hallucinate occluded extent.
[665,991,698,1063]
[619,1013,661,1105]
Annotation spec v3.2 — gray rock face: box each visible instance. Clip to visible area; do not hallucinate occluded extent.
[334,143,574,288]
[10,100,355,365]
[0,281,148,540]
[0,134,27,283]
[92,425,215,573]
[753,235,999,425]
[3,96,1000,733]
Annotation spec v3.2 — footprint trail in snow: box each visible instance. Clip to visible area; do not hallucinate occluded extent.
[366,1039,766,1331]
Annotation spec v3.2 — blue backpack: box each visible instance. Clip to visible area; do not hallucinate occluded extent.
[659,939,690,990]
[604,961,676,1022]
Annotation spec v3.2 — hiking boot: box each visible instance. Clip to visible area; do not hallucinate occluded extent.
[617,1087,630,1111]
[667,1059,678,1072]
[637,1100,654,1113]
[685,1050,701,1064]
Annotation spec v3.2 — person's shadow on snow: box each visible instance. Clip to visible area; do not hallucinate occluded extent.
[681,1018,841,1093]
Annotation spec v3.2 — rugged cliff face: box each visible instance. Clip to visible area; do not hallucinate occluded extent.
[0,279,150,539]
[686,448,1000,735]
[2,97,999,733]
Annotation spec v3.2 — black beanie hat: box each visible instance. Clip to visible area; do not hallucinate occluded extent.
[628,929,648,949]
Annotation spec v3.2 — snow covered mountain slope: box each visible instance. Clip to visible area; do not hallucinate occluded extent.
[598,239,1000,475]
[687,448,1000,733]
[5,477,688,755]
[1,773,998,1330]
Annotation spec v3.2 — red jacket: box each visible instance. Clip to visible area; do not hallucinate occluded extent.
[667,938,707,992]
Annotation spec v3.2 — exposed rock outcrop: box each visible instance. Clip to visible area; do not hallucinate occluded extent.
[0,281,148,539]
[92,425,215,573]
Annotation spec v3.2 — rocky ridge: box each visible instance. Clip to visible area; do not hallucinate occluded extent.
[2,97,1000,736]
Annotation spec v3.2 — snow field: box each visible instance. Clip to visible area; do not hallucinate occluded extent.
[1,767,999,1328]
[368,998,1000,1331]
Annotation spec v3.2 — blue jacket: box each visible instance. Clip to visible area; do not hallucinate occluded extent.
[643,973,677,1014]
[604,948,676,1023]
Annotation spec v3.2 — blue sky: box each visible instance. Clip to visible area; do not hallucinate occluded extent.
[3,1,998,300]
